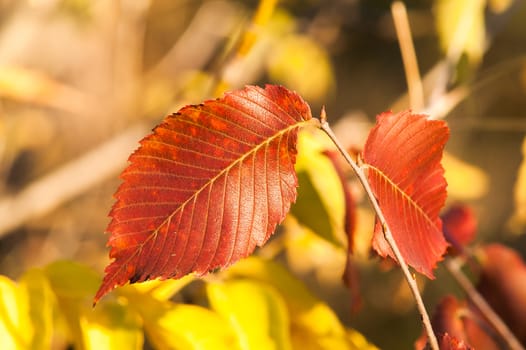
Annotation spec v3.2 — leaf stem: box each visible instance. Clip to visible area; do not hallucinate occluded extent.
[445,258,525,350]
[319,118,439,350]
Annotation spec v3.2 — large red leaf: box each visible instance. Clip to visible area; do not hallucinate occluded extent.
[94,85,313,303]
[363,111,449,278]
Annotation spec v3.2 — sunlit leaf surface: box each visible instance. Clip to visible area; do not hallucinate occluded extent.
[95,85,313,303]
[363,111,449,278]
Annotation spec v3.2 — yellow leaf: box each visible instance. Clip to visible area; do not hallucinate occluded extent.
[207,280,292,350]
[44,261,101,349]
[292,130,346,246]
[346,329,379,350]
[442,152,488,200]
[123,290,239,350]
[283,215,346,283]
[125,275,194,301]
[508,137,526,234]
[0,66,91,113]
[44,261,100,300]
[267,34,334,101]
[435,0,486,64]
[81,302,143,350]
[0,276,31,350]
[223,257,377,350]
[19,269,54,350]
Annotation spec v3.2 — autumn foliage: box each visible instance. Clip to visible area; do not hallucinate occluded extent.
[1,1,525,349]
[363,111,449,278]
[94,85,451,304]
[95,85,314,302]
[88,83,526,350]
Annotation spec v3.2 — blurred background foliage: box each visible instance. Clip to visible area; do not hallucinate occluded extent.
[0,0,525,348]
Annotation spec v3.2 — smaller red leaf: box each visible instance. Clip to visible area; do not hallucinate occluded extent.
[363,111,449,278]
[477,244,526,344]
[442,204,477,253]
[415,296,499,350]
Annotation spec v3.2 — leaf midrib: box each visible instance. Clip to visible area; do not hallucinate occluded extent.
[367,164,442,235]
[111,119,313,281]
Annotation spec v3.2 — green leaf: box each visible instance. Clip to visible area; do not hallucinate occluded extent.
[292,130,346,246]
[207,280,292,350]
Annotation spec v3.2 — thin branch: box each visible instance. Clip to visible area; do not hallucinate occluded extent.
[391,1,424,110]
[318,112,439,350]
[445,258,525,350]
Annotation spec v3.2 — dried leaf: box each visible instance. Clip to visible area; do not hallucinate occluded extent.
[363,111,449,278]
[95,85,313,303]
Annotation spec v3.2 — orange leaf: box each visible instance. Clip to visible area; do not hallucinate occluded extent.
[94,85,313,303]
[363,111,449,278]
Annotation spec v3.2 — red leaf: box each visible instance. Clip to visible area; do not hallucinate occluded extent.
[477,244,526,344]
[94,85,313,303]
[442,204,477,253]
[362,111,449,278]
[415,296,500,350]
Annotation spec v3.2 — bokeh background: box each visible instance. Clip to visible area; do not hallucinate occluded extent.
[1,0,525,348]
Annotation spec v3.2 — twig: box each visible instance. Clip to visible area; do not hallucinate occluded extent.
[445,258,525,350]
[391,1,424,110]
[0,124,149,238]
[318,111,439,350]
